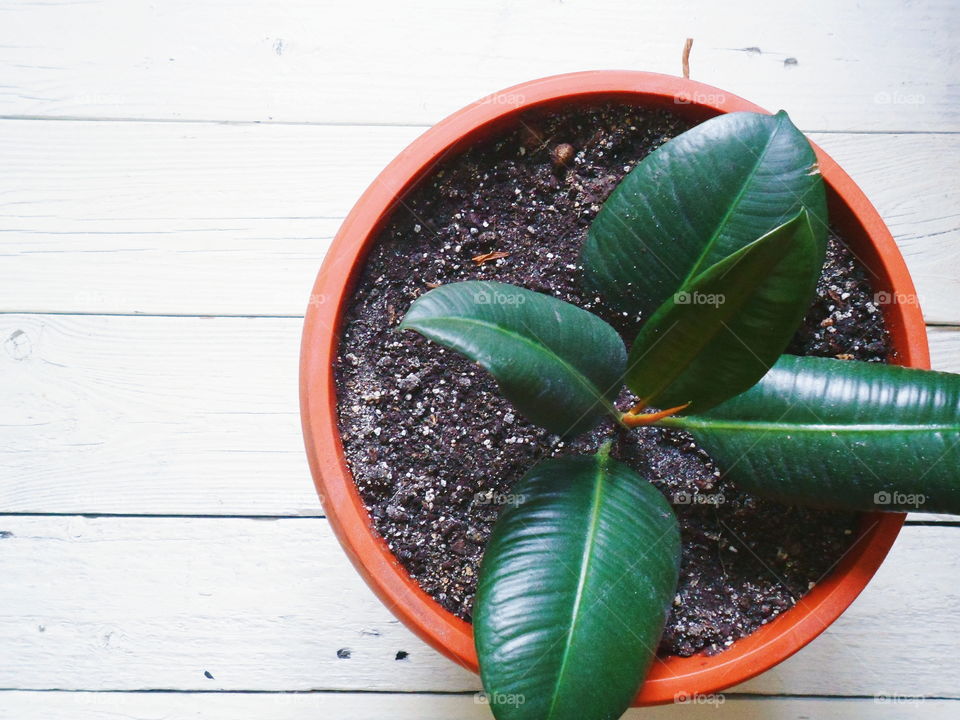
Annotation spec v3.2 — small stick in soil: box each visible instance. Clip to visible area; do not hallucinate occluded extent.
[472,251,510,265]
[682,38,694,79]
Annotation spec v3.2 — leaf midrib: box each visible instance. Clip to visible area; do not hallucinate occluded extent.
[545,454,608,720]
[630,272,767,403]
[407,315,616,414]
[679,114,784,286]
[664,417,960,434]
[630,223,797,403]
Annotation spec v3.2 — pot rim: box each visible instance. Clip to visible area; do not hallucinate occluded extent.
[300,71,929,706]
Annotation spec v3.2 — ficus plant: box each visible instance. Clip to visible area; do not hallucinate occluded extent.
[397,110,960,720]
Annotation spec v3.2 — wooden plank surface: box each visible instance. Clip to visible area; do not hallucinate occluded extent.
[0,314,316,517]
[2,313,958,516]
[1,122,958,322]
[0,0,956,132]
[0,517,958,697]
[0,692,955,720]
[1,0,958,714]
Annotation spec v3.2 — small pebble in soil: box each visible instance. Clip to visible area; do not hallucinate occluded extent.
[550,142,575,170]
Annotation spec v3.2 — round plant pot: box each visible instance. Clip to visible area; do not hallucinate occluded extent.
[300,71,929,705]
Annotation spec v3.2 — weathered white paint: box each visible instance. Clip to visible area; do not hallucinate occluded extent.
[0,517,957,696]
[1,0,957,714]
[2,314,958,516]
[1,122,957,321]
[0,314,317,516]
[0,0,956,131]
[0,691,954,720]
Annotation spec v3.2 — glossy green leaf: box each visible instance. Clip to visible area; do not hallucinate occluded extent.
[474,453,681,720]
[582,110,827,322]
[398,281,626,436]
[664,355,960,514]
[626,211,821,412]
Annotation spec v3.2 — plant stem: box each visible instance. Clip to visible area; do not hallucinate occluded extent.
[621,402,691,428]
[597,439,614,459]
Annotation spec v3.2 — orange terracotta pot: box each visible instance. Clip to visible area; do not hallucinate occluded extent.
[300,71,929,706]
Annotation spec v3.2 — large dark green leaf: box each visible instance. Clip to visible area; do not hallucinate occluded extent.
[398,281,626,436]
[582,110,827,322]
[474,453,680,720]
[663,355,960,514]
[626,211,821,412]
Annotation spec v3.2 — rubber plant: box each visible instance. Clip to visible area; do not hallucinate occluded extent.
[397,111,960,720]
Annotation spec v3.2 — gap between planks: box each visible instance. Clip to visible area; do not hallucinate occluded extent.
[0,691,956,720]
[0,114,959,135]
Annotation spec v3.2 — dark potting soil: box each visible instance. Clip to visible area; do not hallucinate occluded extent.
[334,103,892,657]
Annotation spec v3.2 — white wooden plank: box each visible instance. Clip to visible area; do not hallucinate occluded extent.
[2,315,957,516]
[0,119,417,317]
[0,314,318,516]
[929,325,960,373]
[1,121,958,321]
[0,120,419,317]
[0,692,955,720]
[0,517,957,696]
[0,0,956,131]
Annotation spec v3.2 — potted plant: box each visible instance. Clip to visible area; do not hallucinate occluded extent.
[300,71,933,711]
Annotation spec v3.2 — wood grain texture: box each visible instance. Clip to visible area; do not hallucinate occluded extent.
[1,121,958,321]
[0,314,318,516]
[1,1,957,711]
[0,0,956,131]
[2,314,958,516]
[0,517,958,697]
[0,119,405,317]
[0,692,954,720]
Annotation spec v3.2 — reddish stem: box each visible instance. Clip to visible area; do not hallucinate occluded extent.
[621,401,691,427]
